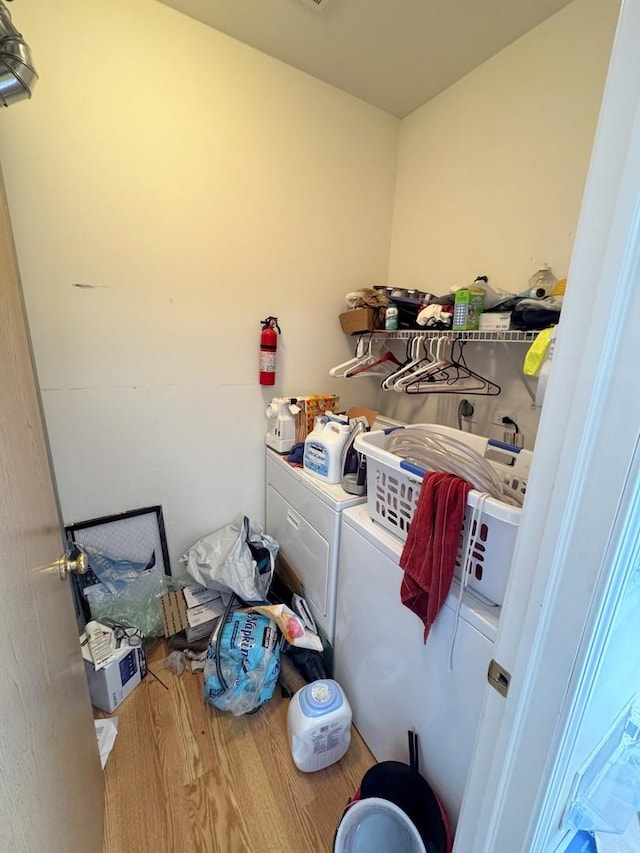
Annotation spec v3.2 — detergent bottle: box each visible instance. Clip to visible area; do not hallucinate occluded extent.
[303,418,351,484]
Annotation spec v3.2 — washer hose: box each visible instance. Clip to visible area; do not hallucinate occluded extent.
[386,425,522,506]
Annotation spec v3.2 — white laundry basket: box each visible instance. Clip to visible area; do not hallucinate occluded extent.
[354,425,532,606]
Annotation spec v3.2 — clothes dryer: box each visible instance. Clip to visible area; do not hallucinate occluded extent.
[265,448,367,644]
[334,504,499,829]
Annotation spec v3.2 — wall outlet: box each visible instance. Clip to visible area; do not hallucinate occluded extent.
[493,410,516,427]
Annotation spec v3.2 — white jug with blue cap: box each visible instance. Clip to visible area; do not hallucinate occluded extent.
[287,679,352,773]
[303,419,352,484]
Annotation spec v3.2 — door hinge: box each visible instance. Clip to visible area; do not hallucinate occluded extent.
[488,659,511,697]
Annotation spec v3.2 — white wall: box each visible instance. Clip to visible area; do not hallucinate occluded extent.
[0,0,398,569]
[380,0,619,446]
[0,0,621,568]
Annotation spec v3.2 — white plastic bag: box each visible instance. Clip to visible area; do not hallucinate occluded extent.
[181,516,278,602]
[242,604,323,652]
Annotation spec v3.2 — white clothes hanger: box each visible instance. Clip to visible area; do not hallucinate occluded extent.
[405,371,488,394]
[381,335,426,390]
[404,339,501,395]
[329,335,369,378]
[394,336,452,390]
[329,334,401,379]
[345,343,401,378]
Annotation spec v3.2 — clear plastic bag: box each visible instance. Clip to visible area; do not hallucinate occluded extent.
[84,571,184,639]
[163,651,186,676]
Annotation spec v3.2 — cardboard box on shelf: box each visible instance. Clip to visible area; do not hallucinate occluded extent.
[339,308,382,334]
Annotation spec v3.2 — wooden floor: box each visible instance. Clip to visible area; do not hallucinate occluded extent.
[101,643,375,853]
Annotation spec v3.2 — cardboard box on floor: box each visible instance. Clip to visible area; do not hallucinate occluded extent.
[81,631,147,713]
[160,585,228,643]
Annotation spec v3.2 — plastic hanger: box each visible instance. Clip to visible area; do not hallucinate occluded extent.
[329,334,401,379]
[382,336,428,391]
[394,336,452,390]
[345,347,401,378]
[447,340,501,395]
[391,336,438,391]
[329,334,370,378]
[404,340,501,395]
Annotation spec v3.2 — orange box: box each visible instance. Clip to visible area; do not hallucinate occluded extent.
[294,395,340,443]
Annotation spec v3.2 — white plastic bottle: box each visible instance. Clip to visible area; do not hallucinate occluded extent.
[527,264,557,299]
[287,680,352,773]
[303,420,351,484]
[385,302,399,330]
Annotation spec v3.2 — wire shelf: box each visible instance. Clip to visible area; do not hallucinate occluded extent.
[370,329,537,343]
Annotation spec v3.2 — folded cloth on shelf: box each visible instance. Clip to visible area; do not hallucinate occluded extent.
[399,472,472,642]
[416,303,453,328]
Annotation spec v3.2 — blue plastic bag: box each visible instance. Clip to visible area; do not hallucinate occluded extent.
[78,543,155,593]
[203,610,281,716]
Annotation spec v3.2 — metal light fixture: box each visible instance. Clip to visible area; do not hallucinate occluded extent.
[0,0,37,106]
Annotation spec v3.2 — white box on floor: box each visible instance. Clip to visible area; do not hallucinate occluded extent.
[84,641,147,713]
[185,599,226,642]
[182,584,220,609]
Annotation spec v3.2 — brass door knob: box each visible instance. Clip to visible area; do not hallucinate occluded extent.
[56,552,88,580]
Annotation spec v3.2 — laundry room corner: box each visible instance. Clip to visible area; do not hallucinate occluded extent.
[0,0,398,565]
[0,0,630,849]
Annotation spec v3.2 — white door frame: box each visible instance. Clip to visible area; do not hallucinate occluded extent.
[454,0,640,849]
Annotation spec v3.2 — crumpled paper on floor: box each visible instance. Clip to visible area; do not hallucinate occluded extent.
[95,717,119,769]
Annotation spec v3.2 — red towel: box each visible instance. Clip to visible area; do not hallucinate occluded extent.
[399,472,472,642]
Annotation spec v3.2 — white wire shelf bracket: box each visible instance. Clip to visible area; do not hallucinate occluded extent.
[369,329,537,343]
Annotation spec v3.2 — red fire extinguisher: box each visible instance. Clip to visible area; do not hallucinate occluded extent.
[259,316,281,386]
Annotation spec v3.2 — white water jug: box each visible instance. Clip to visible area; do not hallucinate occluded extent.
[303,421,351,484]
[287,679,352,773]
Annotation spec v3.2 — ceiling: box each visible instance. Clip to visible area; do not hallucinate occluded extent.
[158,0,574,117]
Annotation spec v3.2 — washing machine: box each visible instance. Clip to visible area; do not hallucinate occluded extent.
[334,503,499,829]
[265,448,367,645]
